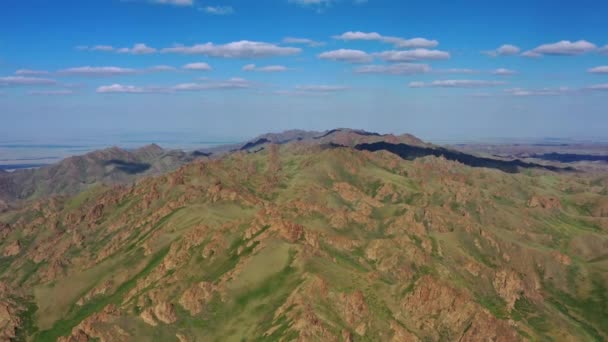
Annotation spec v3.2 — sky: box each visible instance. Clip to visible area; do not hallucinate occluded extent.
[1,0,607,143]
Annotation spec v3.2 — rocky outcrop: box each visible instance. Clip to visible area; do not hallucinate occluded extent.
[493,269,524,311]
[527,196,562,209]
[179,282,215,315]
[2,240,20,257]
[401,276,520,341]
[340,290,369,336]
[153,302,178,324]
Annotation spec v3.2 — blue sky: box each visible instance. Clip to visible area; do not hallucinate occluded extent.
[1,0,607,142]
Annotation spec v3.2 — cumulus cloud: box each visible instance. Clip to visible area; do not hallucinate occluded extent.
[242,64,289,72]
[173,78,253,91]
[492,68,517,76]
[318,49,372,63]
[333,31,438,48]
[435,68,478,74]
[275,84,349,96]
[117,43,156,54]
[15,69,50,76]
[0,76,57,86]
[482,44,520,57]
[91,45,115,52]
[585,84,608,91]
[96,84,170,94]
[152,0,193,6]
[96,78,254,94]
[295,85,348,92]
[78,43,156,54]
[599,45,608,55]
[28,90,74,96]
[149,65,177,72]
[588,66,608,74]
[505,87,570,96]
[201,6,234,15]
[523,40,597,56]
[182,62,212,71]
[374,49,450,62]
[409,80,505,88]
[282,37,325,47]
[288,0,333,7]
[161,40,301,58]
[354,63,430,75]
[58,66,138,77]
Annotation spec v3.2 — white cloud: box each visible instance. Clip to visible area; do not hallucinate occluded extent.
[585,84,608,91]
[599,45,608,55]
[15,69,50,76]
[521,51,542,58]
[58,66,138,77]
[182,62,212,71]
[282,37,325,47]
[318,49,372,63]
[173,78,252,91]
[275,84,349,96]
[374,49,450,62]
[288,0,333,6]
[435,68,478,74]
[29,90,74,96]
[523,40,596,56]
[295,85,348,92]
[482,44,520,57]
[201,6,234,15]
[0,76,57,86]
[96,78,254,94]
[117,43,156,55]
[588,66,608,74]
[333,31,438,48]
[161,40,301,58]
[409,80,505,88]
[505,87,570,96]
[492,68,517,76]
[152,0,193,6]
[149,65,177,72]
[91,45,114,52]
[96,84,169,94]
[354,63,430,75]
[242,64,288,72]
[394,38,439,49]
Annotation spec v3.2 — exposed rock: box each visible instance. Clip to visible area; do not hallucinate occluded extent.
[140,308,158,326]
[493,269,524,311]
[340,290,369,335]
[2,240,21,257]
[153,302,177,324]
[179,282,214,315]
[401,276,520,341]
[527,196,562,209]
[272,220,304,243]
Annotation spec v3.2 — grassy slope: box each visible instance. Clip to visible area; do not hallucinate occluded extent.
[0,146,607,341]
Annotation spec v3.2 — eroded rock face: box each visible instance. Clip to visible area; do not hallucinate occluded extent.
[2,240,20,257]
[272,220,304,243]
[340,290,369,336]
[153,302,178,324]
[179,282,214,315]
[493,269,524,311]
[527,196,562,209]
[401,276,520,341]
[0,301,22,340]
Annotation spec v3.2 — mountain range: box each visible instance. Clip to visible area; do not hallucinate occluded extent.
[0,129,607,341]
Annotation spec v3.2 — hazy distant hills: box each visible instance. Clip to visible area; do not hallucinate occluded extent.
[0,129,576,206]
[0,134,607,341]
[0,144,197,203]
